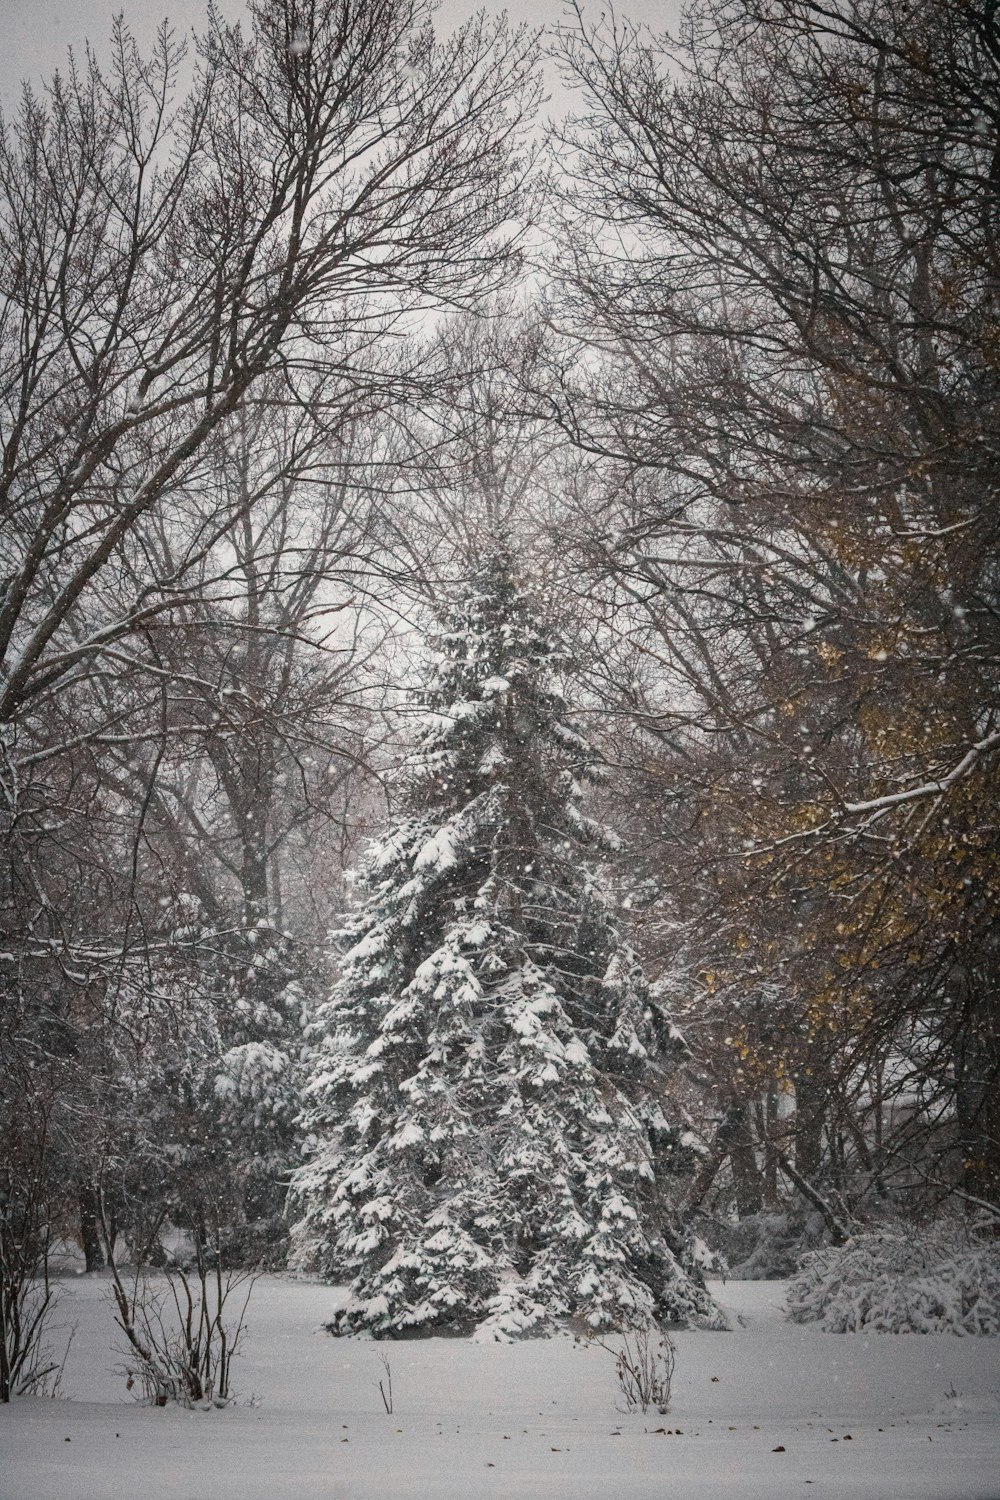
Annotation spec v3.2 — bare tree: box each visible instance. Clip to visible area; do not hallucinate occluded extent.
[546,0,1000,1211]
[0,0,540,731]
[0,0,542,1284]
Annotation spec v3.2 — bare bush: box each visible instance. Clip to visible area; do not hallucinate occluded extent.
[0,1251,59,1402]
[0,1075,70,1401]
[593,1327,676,1415]
[109,1248,256,1408]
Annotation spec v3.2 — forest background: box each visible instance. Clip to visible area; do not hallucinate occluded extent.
[0,0,996,1359]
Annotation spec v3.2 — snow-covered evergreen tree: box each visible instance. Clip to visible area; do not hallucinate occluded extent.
[207,920,309,1264]
[128,896,309,1268]
[292,554,723,1337]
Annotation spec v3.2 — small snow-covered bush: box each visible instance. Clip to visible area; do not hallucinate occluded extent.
[690,1236,729,1279]
[787,1228,1000,1335]
[697,1211,828,1280]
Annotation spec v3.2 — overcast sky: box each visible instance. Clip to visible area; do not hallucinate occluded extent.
[0,0,680,115]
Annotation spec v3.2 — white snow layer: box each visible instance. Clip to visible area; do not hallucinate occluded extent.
[1,1274,997,1499]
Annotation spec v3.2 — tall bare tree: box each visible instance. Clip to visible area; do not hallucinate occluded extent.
[547,0,1000,1213]
[0,0,542,1288]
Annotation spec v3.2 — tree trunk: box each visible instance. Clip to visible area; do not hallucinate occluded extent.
[793,1073,826,1182]
[953,959,1000,1207]
[759,1086,779,1205]
[728,1103,764,1218]
[78,1185,105,1272]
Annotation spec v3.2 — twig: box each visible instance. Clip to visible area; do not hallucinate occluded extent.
[377,1351,393,1415]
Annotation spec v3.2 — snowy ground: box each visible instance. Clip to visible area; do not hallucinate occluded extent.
[1,1275,998,1499]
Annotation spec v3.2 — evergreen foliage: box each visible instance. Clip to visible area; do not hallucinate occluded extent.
[205,920,309,1265]
[787,1228,1000,1336]
[293,555,723,1338]
[89,900,308,1271]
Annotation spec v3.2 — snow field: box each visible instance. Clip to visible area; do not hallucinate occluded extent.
[2,1276,998,1499]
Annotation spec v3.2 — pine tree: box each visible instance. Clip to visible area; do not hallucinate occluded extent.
[292,554,722,1338]
[207,920,309,1265]
[120,898,308,1269]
